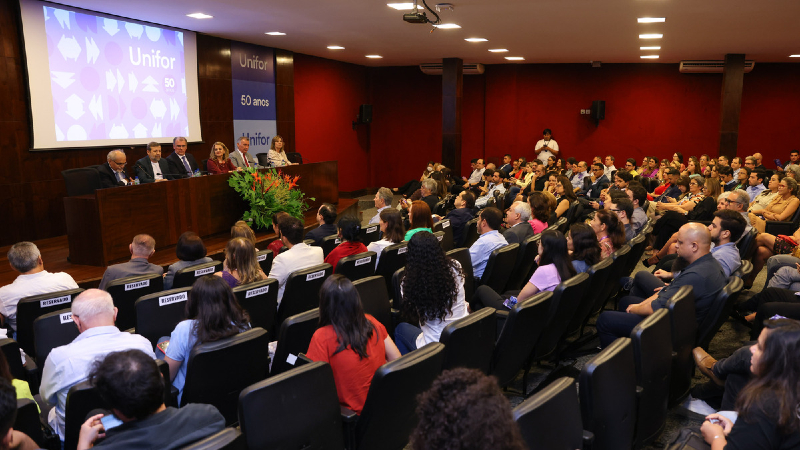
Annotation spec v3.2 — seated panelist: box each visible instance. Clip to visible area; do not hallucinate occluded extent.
[97,149,132,188]
[165,136,200,178]
[229,136,260,169]
[267,135,297,167]
[134,141,173,183]
[206,141,239,175]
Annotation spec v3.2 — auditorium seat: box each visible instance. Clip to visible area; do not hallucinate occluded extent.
[352,276,393,336]
[233,279,279,340]
[631,308,672,448]
[275,263,331,331]
[439,307,496,373]
[391,267,404,310]
[16,287,83,357]
[359,223,381,246]
[579,337,637,450]
[341,342,445,450]
[479,243,519,293]
[320,235,341,258]
[375,242,408,295]
[105,273,164,332]
[570,257,614,339]
[666,285,696,408]
[504,234,539,292]
[286,152,303,164]
[462,218,479,247]
[432,230,446,250]
[446,247,475,302]
[255,249,274,275]
[513,377,593,450]
[181,328,270,425]
[33,308,80,370]
[335,251,377,282]
[765,206,800,236]
[179,427,247,450]
[623,233,648,276]
[529,273,590,365]
[239,362,343,450]
[737,228,758,260]
[696,277,743,351]
[64,381,109,450]
[61,166,102,197]
[255,153,271,167]
[134,287,192,348]
[731,260,753,279]
[432,219,454,251]
[172,261,224,289]
[0,339,26,380]
[270,309,319,376]
[14,398,44,448]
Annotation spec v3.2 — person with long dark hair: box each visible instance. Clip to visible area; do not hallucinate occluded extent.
[568,223,602,273]
[367,209,405,268]
[405,200,433,240]
[553,175,577,219]
[590,209,626,259]
[527,191,551,234]
[324,216,367,271]
[473,230,577,310]
[164,276,250,403]
[394,232,468,355]
[306,275,400,414]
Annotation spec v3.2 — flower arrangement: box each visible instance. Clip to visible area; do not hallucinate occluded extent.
[228,167,314,230]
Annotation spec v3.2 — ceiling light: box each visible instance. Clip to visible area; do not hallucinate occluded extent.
[637,17,666,23]
[641,55,659,59]
[488,49,508,53]
[791,55,800,58]
[639,34,663,39]
[465,38,488,42]
[266,32,286,36]
[640,46,661,50]
[387,3,416,10]
[505,56,524,61]
[366,55,383,59]
[186,13,213,19]
[433,23,461,29]
[327,46,345,50]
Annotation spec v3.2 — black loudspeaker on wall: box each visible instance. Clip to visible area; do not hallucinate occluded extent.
[359,104,373,124]
[591,100,605,121]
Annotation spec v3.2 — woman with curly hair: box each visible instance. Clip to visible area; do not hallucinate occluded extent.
[404,200,434,241]
[568,223,602,273]
[591,209,626,259]
[394,232,468,355]
[306,275,400,414]
[324,216,367,272]
[206,141,238,175]
[410,368,526,450]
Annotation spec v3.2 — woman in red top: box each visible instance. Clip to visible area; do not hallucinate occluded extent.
[267,212,290,255]
[306,275,401,413]
[324,216,368,271]
[207,142,238,175]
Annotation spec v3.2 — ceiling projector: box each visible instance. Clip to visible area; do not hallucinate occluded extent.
[403,11,428,23]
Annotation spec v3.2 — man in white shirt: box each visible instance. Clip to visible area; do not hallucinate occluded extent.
[452,158,485,195]
[267,216,325,305]
[604,155,617,180]
[229,136,260,169]
[0,242,78,332]
[746,169,767,203]
[730,157,742,180]
[534,128,559,164]
[571,161,588,192]
[475,170,506,209]
[39,289,155,441]
[469,207,508,279]
[369,188,393,225]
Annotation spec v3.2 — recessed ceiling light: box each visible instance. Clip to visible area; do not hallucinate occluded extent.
[327,46,345,50]
[433,23,461,29]
[387,3,416,10]
[505,56,524,61]
[488,49,508,53]
[640,46,661,50]
[366,55,383,59]
[639,34,663,39]
[465,38,488,42]
[187,13,213,19]
[791,55,800,58]
[266,32,286,36]
[641,55,659,59]
[637,17,666,23]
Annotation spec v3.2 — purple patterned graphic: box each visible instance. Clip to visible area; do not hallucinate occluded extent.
[43,5,188,141]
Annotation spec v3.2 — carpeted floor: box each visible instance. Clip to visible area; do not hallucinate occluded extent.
[356,193,760,449]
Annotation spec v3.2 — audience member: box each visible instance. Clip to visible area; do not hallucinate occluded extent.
[590,209,625,259]
[267,135,296,167]
[610,197,636,240]
[502,201,534,244]
[579,163,609,200]
[778,149,800,174]
[165,137,199,178]
[624,158,639,176]
[469,207,508,279]
[0,351,35,409]
[40,289,155,440]
[135,142,172,182]
[368,188,393,225]
[367,209,404,268]
[0,241,78,332]
[229,136,260,169]
[305,203,338,245]
[626,183,649,234]
[748,172,781,213]
[98,234,162,290]
[98,150,131,188]
[749,176,799,233]
[267,216,324,305]
[419,178,440,212]
[405,201,433,241]
[499,154,513,174]
[267,212,291,255]
[398,162,436,197]
[475,170,506,209]
[603,155,617,179]
[434,191,476,248]
[230,221,258,249]
[216,237,266,288]
[568,223,602,273]
[395,232,468,355]
[452,159,485,195]
[324,216,367,271]
[0,377,38,450]
[553,175,577,218]
[527,191,551,234]
[206,142,237,175]
[163,232,213,290]
[306,275,400,413]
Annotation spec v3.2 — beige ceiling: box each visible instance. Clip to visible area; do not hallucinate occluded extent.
[50,0,800,66]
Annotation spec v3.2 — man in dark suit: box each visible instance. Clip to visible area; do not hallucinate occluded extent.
[97,150,132,188]
[580,162,610,200]
[134,142,173,183]
[502,201,534,244]
[434,190,476,248]
[165,136,199,178]
[304,203,338,245]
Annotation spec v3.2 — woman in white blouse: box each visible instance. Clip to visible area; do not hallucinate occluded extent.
[367,209,405,268]
[267,135,297,167]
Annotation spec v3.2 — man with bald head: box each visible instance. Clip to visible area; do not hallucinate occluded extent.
[596,223,727,348]
[752,152,766,172]
[98,149,132,188]
[98,234,163,290]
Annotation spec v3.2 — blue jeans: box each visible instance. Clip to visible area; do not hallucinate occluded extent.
[595,295,648,348]
[394,322,422,355]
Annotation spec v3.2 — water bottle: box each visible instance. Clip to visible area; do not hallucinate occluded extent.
[194,169,201,177]
[502,296,518,309]
[134,177,140,185]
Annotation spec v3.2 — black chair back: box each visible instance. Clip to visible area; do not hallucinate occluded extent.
[355,343,445,450]
[33,308,80,368]
[15,398,44,448]
[275,263,331,330]
[505,235,540,292]
[432,230,446,250]
[490,292,552,387]
[180,428,246,450]
[320,235,342,258]
[256,249,274,275]
[446,247,475,302]
[513,377,589,450]
[182,328,270,425]
[731,260,753,279]
[479,243,519,293]
[0,339,25,380]
[579,337,637,450]
[16,287,83,357]
[631,308,672,448]
[61,167,102,197]
[737,228,758,260]
[375,242,408,294]
[432,219,454,251]
[570,257,614,337]
[336,251,377,282]
[532,272,591,362]
[600,245,631,304]
[352,276,393,336]
[565,200,584,226]
[462,218,480,247]
[239,362,342,450]
[64,381,109,450]
[135,287,192,348]
[105,273,164,331]
[556,213,571,234]
[360,223,381,246]
[233,279,279,340]
[391,267,405,308]
[271,309,320,376]
[624,233,648,276]
[440,308,496,373]
[255,153,271,167]
[696,277,743,350]
[666,285,697,407]
[172,261,224,289]
[286,152,303,164]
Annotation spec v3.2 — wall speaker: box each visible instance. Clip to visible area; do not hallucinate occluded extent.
[591,100,605,121]
[359,104,373,124]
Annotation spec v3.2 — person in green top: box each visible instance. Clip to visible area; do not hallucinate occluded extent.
[404,200,433,241]
[0,351,37,413]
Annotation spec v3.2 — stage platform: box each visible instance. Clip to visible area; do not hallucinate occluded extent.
[0,199,358,290]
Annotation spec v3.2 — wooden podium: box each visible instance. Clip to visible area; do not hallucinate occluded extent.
[64,161,338,267]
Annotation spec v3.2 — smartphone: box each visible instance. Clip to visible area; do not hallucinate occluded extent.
[774,158,783,169]
[708,418,722,425]
[100,414,124,430]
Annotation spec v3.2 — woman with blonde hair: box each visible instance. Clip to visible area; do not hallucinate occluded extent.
[207,142,238,175]
[215,237,266,288]
[750,176,800,233]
